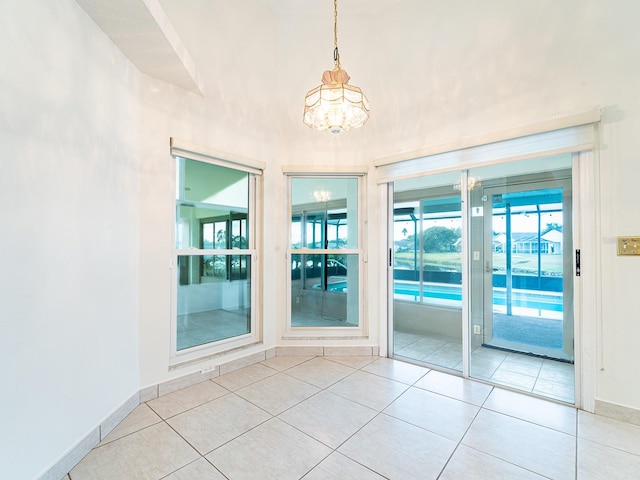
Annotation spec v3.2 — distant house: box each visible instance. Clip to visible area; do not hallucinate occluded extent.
[493,226,563,254]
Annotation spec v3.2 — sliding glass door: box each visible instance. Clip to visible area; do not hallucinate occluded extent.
[391,171,463,372]
[468,159,574,402]
[389,155,575,403]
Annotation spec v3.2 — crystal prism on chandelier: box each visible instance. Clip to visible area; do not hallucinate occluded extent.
[303,0,370,134]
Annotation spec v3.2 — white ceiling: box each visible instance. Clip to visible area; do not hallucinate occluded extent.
[75,0,399,149]
[256,0,403,16]
[75,0,203,94]
[75,0,402,95]
[76,0,390,94]
[74,0,625,160]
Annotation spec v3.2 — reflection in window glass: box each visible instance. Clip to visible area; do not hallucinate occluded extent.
[175,158,253,351]
[176,159,248,250]
[291,253,358,327]
[290,178,357,249]
[289,177,360,328]
[177,254,251,350]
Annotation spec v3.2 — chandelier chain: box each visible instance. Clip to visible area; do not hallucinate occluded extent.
[333,0,340,69]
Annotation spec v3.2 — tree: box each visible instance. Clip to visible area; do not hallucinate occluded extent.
[216,229,227,248]
[423,226,459,252]
[232,235,247,249]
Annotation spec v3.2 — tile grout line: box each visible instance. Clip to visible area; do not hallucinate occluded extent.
[91,416,163,450]
[433,382,495,478]
[145,380,233,421]
[160,410,239,479]
[273,356,372,419]
[437,386,564,480]
[323,366,439,476]
[279,357,403,477]
[129,362,316,478]
[240,356,387,479]
[434,398,486,479]
[69,355,584,479]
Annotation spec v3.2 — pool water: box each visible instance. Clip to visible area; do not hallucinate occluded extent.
[326,280,563,313]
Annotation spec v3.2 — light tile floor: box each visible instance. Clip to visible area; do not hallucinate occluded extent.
[68,356,640,480]
[394,329,575,403]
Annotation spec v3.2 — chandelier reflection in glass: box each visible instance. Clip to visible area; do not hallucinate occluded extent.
[303,0,370,134]
[312,189,332,202]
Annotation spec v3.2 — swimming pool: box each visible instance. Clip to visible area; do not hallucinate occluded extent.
[326,280,563,312]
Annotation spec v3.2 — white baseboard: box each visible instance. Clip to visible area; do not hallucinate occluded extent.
[275,345,378,357]
[38,423,101,480]
[595,399,640,426]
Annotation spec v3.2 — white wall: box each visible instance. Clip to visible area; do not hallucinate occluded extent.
[0,0,140,478]
[138,0,279,388]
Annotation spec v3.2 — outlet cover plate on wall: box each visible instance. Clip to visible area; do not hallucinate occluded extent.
[617,236,640,256]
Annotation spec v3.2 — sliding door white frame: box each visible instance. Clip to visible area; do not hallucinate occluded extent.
[377,114,600,410]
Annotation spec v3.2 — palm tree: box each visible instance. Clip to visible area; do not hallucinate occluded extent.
[216,229,227,248]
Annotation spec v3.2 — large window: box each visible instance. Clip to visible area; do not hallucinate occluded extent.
[173,153,260,357]
[288,175,364,331]
[393,191,463,307]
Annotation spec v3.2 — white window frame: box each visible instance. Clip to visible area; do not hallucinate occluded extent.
[283,167,368,339]
[169,138,264,365]
[375,111,601,411]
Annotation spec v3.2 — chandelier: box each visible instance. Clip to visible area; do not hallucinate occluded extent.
[303,0,370,134]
